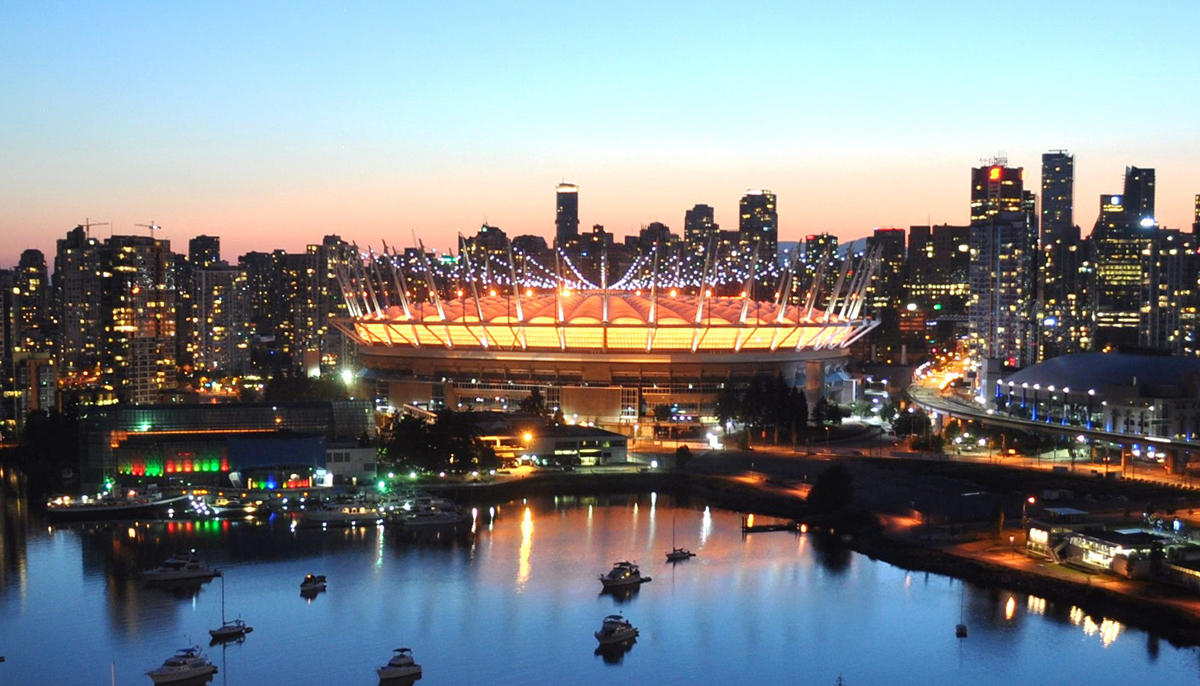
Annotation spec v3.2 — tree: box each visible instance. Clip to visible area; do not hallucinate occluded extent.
[263,375,347,403]
[790,388,808,440]
[714,385,740,427]
[518,388,546,416]
[675,445,693,470]
[806,463,855,514]
[812,396,829,426]
[891,408,930,437]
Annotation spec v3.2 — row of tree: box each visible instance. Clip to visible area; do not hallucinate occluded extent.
[378,410,499,474]
[713,375,848,445]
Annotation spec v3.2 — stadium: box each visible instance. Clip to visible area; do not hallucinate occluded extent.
[335,287,876,433]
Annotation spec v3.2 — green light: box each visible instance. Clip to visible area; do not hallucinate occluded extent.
[933,303,943,311]
[138,423,151,432]
[377,480,387,491]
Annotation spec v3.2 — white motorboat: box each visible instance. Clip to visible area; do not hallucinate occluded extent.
[594,614,639,645]
[398,506,470,528]
[209,572,253,641]
[599,561,650,588]
[300,502,382,528]
[300,574,327,593]
[46,486,190,522]
[146,646,218,684]
[377,647,422,680]
[144,551,220,583]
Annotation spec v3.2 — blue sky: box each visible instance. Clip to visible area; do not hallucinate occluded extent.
[2,1,1198,264]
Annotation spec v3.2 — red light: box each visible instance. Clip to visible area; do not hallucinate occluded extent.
[988,167,1002,181]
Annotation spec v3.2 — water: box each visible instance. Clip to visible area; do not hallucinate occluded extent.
[1,493,1197,685]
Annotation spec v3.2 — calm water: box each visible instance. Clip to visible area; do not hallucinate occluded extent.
[1,493,1198,685]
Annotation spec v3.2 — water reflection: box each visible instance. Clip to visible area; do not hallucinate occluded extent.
[599,584,641,604]
[516,507,533,591]
[595,639,636,665]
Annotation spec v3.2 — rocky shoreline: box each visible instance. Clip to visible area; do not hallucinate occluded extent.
[438,470,1200,647]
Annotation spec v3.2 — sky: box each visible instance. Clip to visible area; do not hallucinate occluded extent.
[2,1,1198,268]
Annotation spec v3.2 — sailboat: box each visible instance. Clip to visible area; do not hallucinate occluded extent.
[209,571,253,641]
[665,515,696,562]
[955,581,968,638]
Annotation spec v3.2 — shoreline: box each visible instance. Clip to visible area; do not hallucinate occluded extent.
[441,470,1200,647]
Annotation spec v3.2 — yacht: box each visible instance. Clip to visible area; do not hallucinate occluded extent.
[299,502,382,528]
[144,551,220,583]
[300,574,327,594]
[666,547,696,561]
[594,614,639,645]
[377,647,422,681]
[146,646,218,684]
[208,496,261,518]
[398,506,470,528]
[45,486,189,522]
[599,561,650,588]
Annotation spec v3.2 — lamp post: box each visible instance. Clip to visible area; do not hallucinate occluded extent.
[1021,495,1036,529]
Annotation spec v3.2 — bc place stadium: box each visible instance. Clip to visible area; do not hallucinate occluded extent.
[332,241,881,434]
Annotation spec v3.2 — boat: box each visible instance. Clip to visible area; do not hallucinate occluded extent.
[955,623,968,638]
[45,486,191,522]
[209,572,253,641]
[300,574,327,594]
[594,614,639,645]
[299,501,383,528]
[207,496,261,518]
[146,646,218,684]
[144,551,220,583]
[665,516,696,561]
[599,561,650,588]
[376,647,422,681]
[398,506,470,528]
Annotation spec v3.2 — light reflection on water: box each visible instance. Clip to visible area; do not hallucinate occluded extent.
[0,493,1196,685]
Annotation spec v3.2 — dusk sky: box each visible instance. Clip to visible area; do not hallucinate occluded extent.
[2,1,1198,268]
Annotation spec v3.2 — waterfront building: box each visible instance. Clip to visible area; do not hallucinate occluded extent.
[521,424,629,466]
[555,182,580,247]
[81,399,375,491]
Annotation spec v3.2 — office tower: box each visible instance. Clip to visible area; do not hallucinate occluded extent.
[739,190,778,259]
[1038,151,1086,358]
[907,224,971,350]
[970,161,1024,223]
[1092,191,1154,348]
[864,228,906,361]
[684,204,717,248]
[313,235,358,369]
[1123,166,1156,228]
[968,162,1037,367]
[54,225,106,374]
[555,183,580,247]
[103,235,177,403]
[188,235,221,268]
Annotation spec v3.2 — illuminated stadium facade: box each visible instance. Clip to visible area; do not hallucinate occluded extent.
[332,239,881,433]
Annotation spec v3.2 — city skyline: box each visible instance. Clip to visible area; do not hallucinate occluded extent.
[3,2,1199,267]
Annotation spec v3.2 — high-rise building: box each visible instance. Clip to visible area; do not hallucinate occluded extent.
[970,162,1024,223]
[188,235,221,268]
[1193,194,1199,235]
[1141,229,1193,353]
[1123,166,1156,228]
[1038,151,1087,358]
[13,249,52,353]
[54,225,106,374]
[1093,168,1160,349]
[555,183,579,247]
[103,235,177,404]
[969,163,1038,367]
[864,228,907,362]
[684,204,717,248]
[738,190,778,260]
[194,265,249,374]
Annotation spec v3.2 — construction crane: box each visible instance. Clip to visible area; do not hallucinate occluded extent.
[134,221,162,237]
[78,218,110,239]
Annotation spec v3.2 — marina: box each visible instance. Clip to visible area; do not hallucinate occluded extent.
[0,494,1197,684]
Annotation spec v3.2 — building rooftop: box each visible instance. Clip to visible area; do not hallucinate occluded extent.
[1002,352,1200,393]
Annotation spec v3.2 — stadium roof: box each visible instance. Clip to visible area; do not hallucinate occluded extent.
[1002,352,1200,392]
